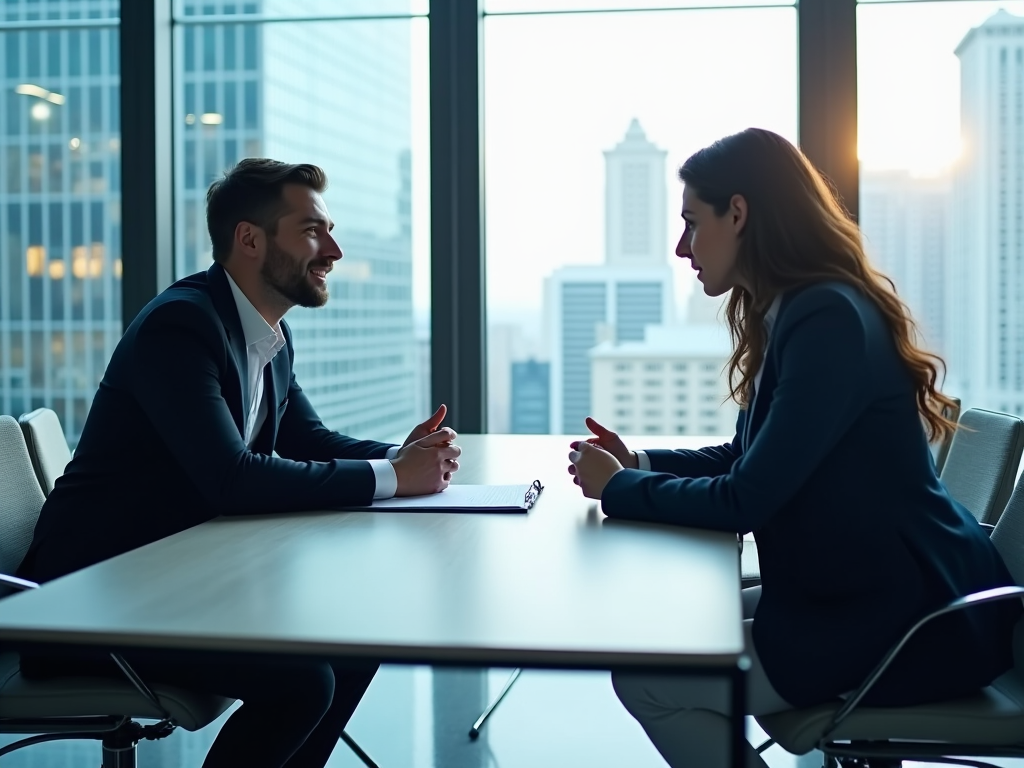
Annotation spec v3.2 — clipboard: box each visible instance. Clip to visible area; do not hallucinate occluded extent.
[347,480,544,514]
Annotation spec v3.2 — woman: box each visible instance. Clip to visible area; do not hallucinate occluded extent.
[568,128,1021,768]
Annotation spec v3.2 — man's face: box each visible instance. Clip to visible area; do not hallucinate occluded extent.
[260,184,341,309]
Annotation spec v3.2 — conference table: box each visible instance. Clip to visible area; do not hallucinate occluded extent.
[0,434,748,766]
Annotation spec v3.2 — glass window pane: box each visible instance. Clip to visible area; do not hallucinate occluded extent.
[0,4,121,449]
[174,0,428,18]
[857,1,1024,416]
[485,7,796,435]
[485,0,793,13]
[173,15,430,445]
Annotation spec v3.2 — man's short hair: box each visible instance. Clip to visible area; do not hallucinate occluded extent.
[206,158,328,264]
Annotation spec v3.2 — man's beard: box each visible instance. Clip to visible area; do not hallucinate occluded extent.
[260,239,330,309]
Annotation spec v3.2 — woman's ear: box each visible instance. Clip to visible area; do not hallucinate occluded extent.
[729,194,748,234]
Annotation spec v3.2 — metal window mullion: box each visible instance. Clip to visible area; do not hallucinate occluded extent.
[429,0,487,433]
[798,0,859,220]
[119,0,174,329]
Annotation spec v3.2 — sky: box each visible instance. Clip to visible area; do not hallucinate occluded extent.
[405,1,1024,331]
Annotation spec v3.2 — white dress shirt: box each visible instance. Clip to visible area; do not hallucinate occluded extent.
[635,294,783,471]
[224,273,399,498]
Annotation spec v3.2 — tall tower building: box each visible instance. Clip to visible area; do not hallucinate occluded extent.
[604,118,668,268]
[860,169,950,357]
[176,1,418,443]
[547,120,674,433]
[950,9,1024,412]
[0,0,122,447]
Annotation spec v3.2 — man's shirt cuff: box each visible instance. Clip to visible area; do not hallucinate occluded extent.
[369,450,400,500]
[635,450,651,471]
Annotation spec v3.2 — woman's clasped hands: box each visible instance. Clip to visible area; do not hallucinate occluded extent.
[567,417,637,499]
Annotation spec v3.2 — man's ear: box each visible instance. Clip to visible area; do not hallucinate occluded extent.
[729,194,748,234]
[234,221,263,262]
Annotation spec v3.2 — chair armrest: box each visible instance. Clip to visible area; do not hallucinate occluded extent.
[821,585,1024,740]
[0,573,39,591]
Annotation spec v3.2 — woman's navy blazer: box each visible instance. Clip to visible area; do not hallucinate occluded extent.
[602,282,1020,708]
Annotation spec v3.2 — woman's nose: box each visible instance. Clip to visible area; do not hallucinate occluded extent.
[676,233,691,258]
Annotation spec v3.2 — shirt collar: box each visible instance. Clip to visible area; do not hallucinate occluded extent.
[764,293,783,339]
[224,271,281,349]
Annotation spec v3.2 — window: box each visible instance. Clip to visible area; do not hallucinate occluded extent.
[0,2,122,448]
[858,0,1024,418]
[172,4,430,443]
[485,3,797,434]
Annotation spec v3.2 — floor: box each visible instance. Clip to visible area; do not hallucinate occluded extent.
[0,666,1019,767]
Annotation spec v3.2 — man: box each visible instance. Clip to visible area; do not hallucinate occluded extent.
[18,159,461,768]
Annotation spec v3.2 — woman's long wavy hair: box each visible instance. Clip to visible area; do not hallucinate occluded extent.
[678,128,956,441]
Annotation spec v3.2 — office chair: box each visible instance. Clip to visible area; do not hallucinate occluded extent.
[4,412,383,768]
[18,408,72,496]
[940,407,1024,526]
[932,396,962,475]
[0,414,235,767]
[754,459,1024,767]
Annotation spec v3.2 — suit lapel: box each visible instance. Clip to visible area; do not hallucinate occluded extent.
[743,294,789,451]
[207,263,251,437]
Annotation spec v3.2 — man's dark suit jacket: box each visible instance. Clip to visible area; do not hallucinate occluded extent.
[19,263,395,584]
[603,282,1021,709]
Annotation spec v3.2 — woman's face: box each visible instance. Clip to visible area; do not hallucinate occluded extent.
[675,186,748,296]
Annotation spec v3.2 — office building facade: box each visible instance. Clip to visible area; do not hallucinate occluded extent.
[860,169,950,357]
[176,2,418,443]
[510,359,550,434]
[590,324,737,437]
[949,9,1024,413]
[0,0,122,447]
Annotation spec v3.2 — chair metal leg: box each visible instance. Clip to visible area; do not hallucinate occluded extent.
[101,721,142,768]
[468,668,521,740]
[340,730,380,768]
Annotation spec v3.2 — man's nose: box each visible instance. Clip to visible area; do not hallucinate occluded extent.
[322,234,343,261]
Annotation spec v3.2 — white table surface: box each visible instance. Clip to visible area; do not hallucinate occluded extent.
[0,434,744,670]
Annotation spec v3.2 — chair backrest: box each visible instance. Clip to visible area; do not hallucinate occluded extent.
[940,408,1024,526]
[0,416,46,576]
[18,408,72,497]
[932,396,962,474]
[992,475,1024,586]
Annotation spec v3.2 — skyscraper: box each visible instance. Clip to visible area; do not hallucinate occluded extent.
[949,9,1024,413]
[1,0,122,447]
[860,169,950,357]
[547,120,674,433]
[176,2,418,443]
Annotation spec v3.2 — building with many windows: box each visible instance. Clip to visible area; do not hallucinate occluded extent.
[590,324,736,437]
[860,169,950,357]
[510,358,550,434]
[0,0,122,446]
[949,9,1024,413]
